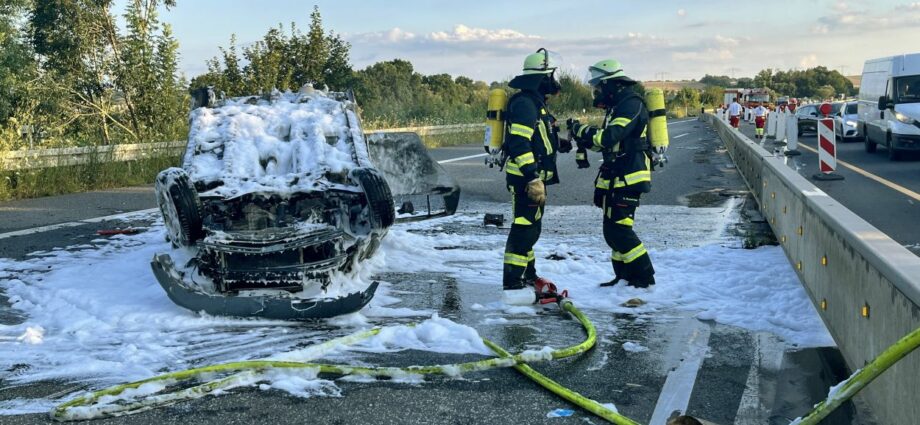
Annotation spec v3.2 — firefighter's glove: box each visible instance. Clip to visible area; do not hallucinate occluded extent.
[565,118,580,132]
[525,178,546,205]
[575,148,590,169]
[593,187,606,208]
[576,136,594,151]
[558,137,573,153]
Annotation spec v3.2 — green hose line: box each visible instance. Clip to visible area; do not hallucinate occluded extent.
[792,326,920,425]
[51,299,601,422]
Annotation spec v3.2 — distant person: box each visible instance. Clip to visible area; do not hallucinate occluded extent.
[753,102,768,139]
[728,98,742,128]
[699,106,705,121]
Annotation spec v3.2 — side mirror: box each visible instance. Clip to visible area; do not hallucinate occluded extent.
[878,96,890,110]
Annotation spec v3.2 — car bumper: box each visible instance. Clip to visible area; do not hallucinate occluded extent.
[893,135,920,151]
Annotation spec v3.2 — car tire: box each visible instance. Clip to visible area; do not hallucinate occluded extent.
[155,168,204,247]
[351,168,395,230]
[864,129,876,153]
[887,134,900,161]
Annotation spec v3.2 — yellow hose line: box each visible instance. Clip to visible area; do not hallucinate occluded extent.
[792,325,920,425]
[51,300,623,422]
[485,300,641,425]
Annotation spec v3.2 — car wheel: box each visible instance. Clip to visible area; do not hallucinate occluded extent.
[887,134,900,161]
[864,129,876,153]
[351,168,395,230]
[155,168,204,247]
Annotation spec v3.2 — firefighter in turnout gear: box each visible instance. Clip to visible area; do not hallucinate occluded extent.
[567,59,656,288]
[501,48,572,305]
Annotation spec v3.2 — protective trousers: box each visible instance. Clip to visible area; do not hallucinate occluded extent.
[603,191,654,282]
[755,116,765,137]
[503,184,543,289]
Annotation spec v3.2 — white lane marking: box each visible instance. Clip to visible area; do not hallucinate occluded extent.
[733,333,785,425]
[81,208,159,223]
[0,208,159,240]
[437,153,488,164]
[797,143,920,203]
[0,222,86,240]
[673,133,690,139]
[649,324,712,425]
[669,118,697,125]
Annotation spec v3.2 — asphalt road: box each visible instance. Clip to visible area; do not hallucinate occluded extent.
[736,119,920,256]
[0,119,875,424]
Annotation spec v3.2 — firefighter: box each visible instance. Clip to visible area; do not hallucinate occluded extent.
[566,59,656,288]
[501,48,572,304]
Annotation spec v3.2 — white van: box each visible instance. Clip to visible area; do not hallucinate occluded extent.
[857,53,920,160]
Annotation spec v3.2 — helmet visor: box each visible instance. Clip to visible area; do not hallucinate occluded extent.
[587,65,618,87]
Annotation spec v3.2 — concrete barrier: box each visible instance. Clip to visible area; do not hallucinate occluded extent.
[705,114,920,425]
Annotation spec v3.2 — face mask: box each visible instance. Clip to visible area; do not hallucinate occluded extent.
[540,73,561,96]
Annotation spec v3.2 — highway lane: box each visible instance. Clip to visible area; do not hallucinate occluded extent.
[737,120,920,256]
[0,119,871,424]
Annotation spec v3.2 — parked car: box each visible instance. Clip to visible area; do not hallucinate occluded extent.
[834,101,860,142]
[796,104,819,136]
[857,53,920,160]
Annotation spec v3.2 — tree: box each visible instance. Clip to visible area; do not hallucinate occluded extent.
[701,85,723,106]
[0,0,37,129]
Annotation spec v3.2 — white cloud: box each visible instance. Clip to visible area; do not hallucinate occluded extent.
[677,9,686,17]
[800,54,819,68]
[428,25,541,43]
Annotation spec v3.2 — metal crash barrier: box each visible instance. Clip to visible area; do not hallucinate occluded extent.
[706,113,920,425]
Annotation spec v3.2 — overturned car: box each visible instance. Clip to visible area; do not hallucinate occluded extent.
[151,88,459,320]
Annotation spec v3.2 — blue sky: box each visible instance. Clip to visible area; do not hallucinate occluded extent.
[150,0,920,82]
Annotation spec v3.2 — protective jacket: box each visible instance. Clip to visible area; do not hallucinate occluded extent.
[574,88,651,194]
[503,75,560,187]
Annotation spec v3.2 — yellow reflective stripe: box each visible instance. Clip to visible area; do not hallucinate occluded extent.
[515,152,535,166]
[509,123,534,139]
[575,151,586,160]
[535,205,543,220]
[615,217,634,227]
[539,170,554,181]
[606,207,612,219]
[624,170,651,184]
[593,128,604,148]
[621,244,648,263]
[595,178,610,190]
[527,250,535,261]
[641,125,647,138]
[538,121,553,155]
[610,117,632,127]
[504,252,529,267]
[505,161,524,176]
[513,216,533,225]
[611,251,624,261]
[576,125,590,138]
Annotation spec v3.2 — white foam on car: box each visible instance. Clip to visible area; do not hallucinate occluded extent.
[185,92,363,198]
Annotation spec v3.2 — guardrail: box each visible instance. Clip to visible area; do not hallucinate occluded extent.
[705,113,920,425]
[0,123,484,172]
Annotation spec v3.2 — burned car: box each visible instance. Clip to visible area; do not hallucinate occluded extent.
[151,87,459,320]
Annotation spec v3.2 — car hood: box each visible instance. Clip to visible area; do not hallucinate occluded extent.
[895,103,920,120]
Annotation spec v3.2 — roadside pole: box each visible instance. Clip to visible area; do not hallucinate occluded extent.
[775,109,787,145]
[813,102,844,181]
[766,110,777,139]
[785,112,801,156]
